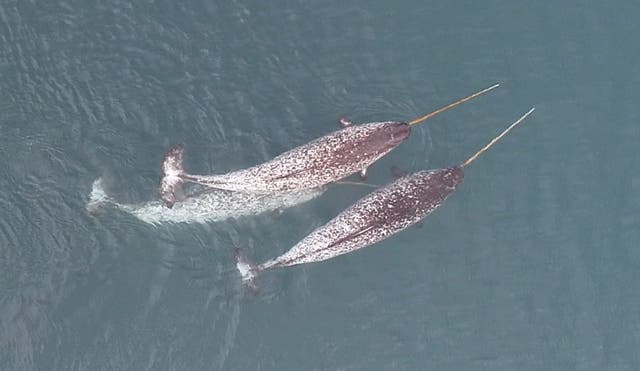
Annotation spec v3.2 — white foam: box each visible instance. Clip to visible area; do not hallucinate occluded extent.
[236,259,255,282]
[86,178,325,225]
[86,178,113,213]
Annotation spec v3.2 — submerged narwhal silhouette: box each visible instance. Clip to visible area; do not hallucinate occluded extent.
[159,85,499,207]
[236,108,535,285]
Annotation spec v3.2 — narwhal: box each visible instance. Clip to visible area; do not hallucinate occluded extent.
[236,108,535,284]
[86,177,325,225]
[159,84,499,207]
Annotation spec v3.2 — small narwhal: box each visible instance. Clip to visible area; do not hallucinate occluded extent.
[159,85,499,207]
[236,108,535,285]
[86,177,325,225]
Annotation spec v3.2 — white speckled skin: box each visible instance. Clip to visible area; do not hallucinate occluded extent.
[258,167,464,270]
[88,178,325,225]
[180,121,410,193]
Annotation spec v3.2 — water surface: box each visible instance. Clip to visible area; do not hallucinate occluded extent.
[1,1,638,370]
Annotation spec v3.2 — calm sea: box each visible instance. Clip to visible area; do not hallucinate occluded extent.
[1,1,638,370]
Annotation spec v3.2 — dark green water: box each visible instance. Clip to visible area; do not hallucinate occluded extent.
[1,1,638,370]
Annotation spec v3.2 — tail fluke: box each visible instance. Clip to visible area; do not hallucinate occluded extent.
[159,144,185,208]
[235,249,259,292]
[86,177,112,214]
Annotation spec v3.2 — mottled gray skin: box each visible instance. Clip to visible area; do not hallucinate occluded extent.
[161,122,410,206]
[258,166,464,270]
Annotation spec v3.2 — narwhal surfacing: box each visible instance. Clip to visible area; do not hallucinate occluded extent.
[159,84,499,207]
[236,108,536,284]
[87,178,325,225]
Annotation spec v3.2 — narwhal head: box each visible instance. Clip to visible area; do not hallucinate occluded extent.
[440,166,464,189]
[361,121,411,153]
[407,166,464,207]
